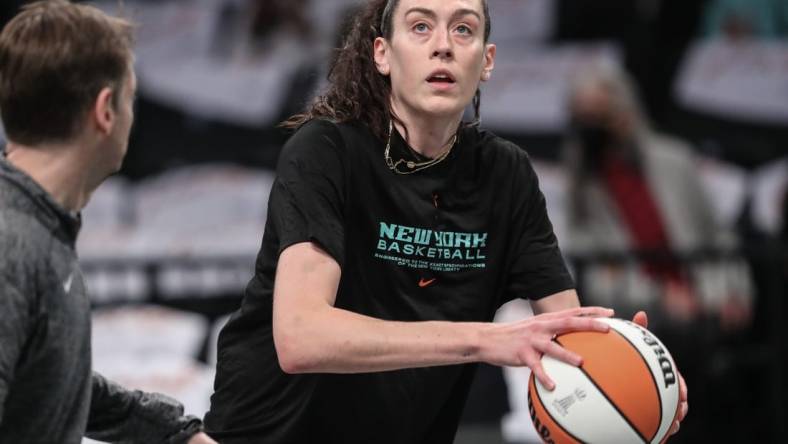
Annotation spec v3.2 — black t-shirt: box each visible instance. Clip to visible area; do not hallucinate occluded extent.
[204,119,574,443]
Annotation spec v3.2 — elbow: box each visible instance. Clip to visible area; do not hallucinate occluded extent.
[273,319,319,374]
[275,339,313,374]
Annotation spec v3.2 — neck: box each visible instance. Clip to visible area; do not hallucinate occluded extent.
[5,140,99,212]
[390,100,462,159]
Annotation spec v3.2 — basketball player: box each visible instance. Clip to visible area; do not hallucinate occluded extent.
[0,2,216,443]
[205,1,687,442]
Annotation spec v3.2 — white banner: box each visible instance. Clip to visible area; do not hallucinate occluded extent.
[488,0,555,47]
[78,164,274,260]
[93,0,315,126]
[675,39,788,126]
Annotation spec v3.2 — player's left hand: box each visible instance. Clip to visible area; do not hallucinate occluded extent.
[632,311,688,436]
[187,432,218,444]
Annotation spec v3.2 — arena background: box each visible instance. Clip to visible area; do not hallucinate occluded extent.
[1,1,785,443]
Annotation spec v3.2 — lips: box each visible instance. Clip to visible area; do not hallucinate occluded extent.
[426,69,456,84]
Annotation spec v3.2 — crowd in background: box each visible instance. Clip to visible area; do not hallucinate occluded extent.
[0,1,785,443]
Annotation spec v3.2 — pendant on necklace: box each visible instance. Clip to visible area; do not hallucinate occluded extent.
[407,161,415,169]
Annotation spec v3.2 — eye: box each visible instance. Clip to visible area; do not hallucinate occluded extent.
[413,22,429,33]
[455,24,473,35]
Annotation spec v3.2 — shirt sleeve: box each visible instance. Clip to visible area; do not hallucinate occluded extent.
[85,372,203,444]
[268,119,347,266]
[506,152,575,302]
[0,279,31,426]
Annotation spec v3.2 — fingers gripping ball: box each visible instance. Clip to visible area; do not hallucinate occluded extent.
[528,318,680,444]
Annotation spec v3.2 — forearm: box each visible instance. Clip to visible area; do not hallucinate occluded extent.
[0,280,31,428]
[273,243,601,375]
[0,381,7,427]
[275,294,613,378]
[86,372,202,444]
[275,304,488,373]
[276,290,586,373]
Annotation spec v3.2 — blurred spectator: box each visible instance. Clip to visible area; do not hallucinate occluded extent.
[702,0,788,40]
[561,61,753,331]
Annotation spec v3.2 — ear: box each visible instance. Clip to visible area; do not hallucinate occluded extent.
[93,86,115,136]
[373,37,391,76]
[480,43,496,82]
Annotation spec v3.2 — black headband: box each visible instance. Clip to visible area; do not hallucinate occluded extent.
[380,0,395,37]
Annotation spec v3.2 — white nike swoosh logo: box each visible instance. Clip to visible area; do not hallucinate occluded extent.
[63,273,74,294]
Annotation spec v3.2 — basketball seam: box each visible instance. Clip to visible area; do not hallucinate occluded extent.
[610,327,664,442]
[555,337,648,444]
[530,376,587,444]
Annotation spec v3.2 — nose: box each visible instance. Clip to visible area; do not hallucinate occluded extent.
[431,29,453,60]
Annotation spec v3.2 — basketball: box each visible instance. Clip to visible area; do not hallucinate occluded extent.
[528,318,680,444]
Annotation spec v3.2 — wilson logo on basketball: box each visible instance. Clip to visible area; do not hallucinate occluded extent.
[528,395,556,444]
[639,327,677,389]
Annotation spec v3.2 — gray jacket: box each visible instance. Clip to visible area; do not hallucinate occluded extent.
[564,132,752,310]
[0,157,201,444]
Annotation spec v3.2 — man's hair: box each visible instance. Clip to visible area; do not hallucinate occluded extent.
[282,0,491,141]
[0,0,134,145]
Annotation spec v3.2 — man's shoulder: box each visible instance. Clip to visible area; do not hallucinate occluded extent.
[0,201,54,261]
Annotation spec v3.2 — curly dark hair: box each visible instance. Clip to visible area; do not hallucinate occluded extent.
[281,0,491,141]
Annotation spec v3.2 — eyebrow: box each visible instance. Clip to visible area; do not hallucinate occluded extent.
[404,7,482,23]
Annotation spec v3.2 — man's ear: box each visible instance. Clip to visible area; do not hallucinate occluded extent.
[480,43,496,82]
[93,87,115,135]
[373,37,391,76]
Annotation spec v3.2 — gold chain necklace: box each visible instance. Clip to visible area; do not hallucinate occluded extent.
[384,121,458,175]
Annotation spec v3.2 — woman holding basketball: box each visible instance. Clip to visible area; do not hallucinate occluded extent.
[204,0,687,442]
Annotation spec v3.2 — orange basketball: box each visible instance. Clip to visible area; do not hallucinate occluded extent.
[528,318,680,444]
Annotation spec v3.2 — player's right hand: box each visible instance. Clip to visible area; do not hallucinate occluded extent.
[479,306,613,391]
